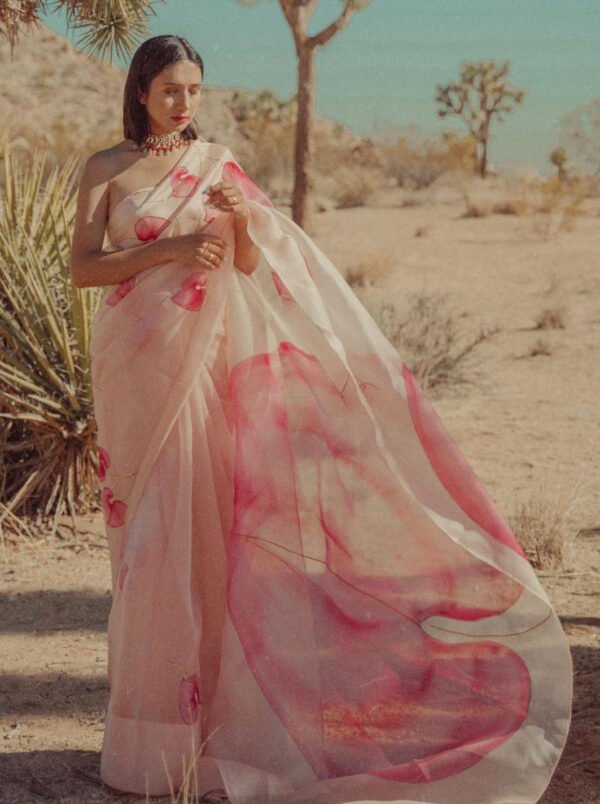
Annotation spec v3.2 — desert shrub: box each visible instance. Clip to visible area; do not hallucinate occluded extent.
[322,164,381,209]
[492,197,529,215]
[0,140,102,535]
[377,126,477,189]
[535,306,567,330]
[363,292,498,392]
[461,197,492,218]
[442,131,479,174]
[344,251,395,288]
[459,175,586,230]
[530,175,586,235]
[509,489,575,569]
[526,338,554,357]
[345,266,368,288]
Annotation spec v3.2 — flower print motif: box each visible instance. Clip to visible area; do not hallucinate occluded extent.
[179,673,202,724]
[135,216,171,242]
[171,271,208,312]
[97,446,110,481]
[222,161,274,207]
[106,276,136,307]
[227,342,531,783]
[271,271,295,305]
[118,561,129,592]
[101,487,127,527]
[170,166,201,197]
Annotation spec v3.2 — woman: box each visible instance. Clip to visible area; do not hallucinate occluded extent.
[70,34,571,804]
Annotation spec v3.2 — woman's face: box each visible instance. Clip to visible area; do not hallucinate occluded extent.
[138,59,203,135]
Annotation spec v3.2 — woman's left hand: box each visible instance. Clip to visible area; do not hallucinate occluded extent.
[206,181,249,220]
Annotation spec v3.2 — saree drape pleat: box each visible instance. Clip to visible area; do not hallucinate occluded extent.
[90,138,572,803]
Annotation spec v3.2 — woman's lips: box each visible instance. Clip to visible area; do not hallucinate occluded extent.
[171,115,189,121]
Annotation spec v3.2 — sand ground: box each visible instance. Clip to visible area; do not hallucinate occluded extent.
[1,189,599,803]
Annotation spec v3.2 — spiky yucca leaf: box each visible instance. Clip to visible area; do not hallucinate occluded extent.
[0,139,103,530]
[57,0,164,62]
[1,1,163,63]
[0,0,43,54]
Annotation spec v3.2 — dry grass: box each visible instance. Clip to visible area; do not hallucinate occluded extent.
[0,502,39,557]
[535,306,567,330]
[458,175,587,233]
[320,164,381,209]
[140,727,223,803]
[526,337,554,357]
[363,292,499,392]
[377,127,477,189]
[531,175,587,236]
[461,200,492,218]
[509,486,579,570]
[343,249,396,288]
[492,197,529,215]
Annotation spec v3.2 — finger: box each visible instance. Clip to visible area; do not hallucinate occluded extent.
[202,245,225,263]
[207,249,225,264]
[199,254,217,270]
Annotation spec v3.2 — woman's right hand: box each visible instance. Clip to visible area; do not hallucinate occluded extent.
[170,233,227,271]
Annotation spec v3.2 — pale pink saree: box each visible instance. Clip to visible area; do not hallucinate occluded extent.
[90,138,571,803]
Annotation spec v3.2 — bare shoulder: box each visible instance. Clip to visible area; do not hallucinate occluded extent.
[80,140,137,186]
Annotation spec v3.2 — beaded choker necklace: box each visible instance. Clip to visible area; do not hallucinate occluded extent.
[140,130,187,155]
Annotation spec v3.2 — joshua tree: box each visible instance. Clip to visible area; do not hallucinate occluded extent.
[435,59,526,178]
[0,0,162,61]
[238,0,370,227]
[550,146,568,181]
[4,1,370,228]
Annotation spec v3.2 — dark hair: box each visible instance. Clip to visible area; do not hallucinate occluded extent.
[123,35,204,144]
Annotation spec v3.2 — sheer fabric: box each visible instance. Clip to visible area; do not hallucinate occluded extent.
[90,139,571,803]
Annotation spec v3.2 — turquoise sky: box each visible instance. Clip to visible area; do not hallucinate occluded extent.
[41,0,600,174]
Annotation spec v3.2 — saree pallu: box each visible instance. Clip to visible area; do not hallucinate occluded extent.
[90,138,572,803]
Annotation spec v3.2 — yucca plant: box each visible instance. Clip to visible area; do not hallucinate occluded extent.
[0,138,103,534]
[1,0,164,62]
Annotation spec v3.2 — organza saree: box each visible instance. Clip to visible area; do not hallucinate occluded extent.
[90,138,572,803]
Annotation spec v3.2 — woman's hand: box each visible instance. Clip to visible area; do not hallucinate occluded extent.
[206,180,260,276]
[170,233,227,271]
[206,181,249,220]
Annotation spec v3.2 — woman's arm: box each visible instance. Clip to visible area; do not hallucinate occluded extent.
[231,208,260,275]
[70,153,226,289]
[70,153,171,288]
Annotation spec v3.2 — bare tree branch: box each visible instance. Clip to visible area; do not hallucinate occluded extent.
[308,0,361,49]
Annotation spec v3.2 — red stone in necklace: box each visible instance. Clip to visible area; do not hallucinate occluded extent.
[141,130,186,155]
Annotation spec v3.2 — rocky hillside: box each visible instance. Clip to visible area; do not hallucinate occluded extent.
[0,22,368,194]
[0,23,251,157]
